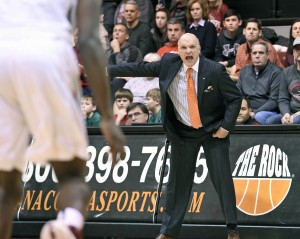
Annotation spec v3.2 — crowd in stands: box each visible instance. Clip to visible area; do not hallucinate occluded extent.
[75,0,300,127]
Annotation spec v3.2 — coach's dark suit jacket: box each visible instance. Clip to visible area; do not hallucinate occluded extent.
[109,53,242,141]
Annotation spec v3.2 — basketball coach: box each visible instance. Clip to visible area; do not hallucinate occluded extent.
[108,33,242,239]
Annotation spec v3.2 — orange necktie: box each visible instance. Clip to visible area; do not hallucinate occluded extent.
[187,68,201,128]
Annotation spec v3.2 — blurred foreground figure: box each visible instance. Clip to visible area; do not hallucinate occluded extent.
[0,1,125,239]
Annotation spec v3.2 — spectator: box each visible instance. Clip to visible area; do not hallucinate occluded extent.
[236,97,260,125]
[127,102,149,124]
[185,0,217,59]
[237,41,282,125]
[81,94,101,127]
[207,0,229,34]
[107,23,142,66]
[107,23,143,95]
[123,0,154,56]
[157,18,185,57]
[114,88,133,126]
[266,38,300,125]
[124,53,161,102]
[234,18,283,79]
[145,88,162,123]
[214,9,245,77]
[152,8,171,51]
[285,19,300,67]
[114,0,154,28]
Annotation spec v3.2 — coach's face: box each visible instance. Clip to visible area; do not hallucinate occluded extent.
[178,33,201,67]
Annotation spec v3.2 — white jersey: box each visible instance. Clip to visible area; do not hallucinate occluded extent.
[0,0,77,42]
[0,0,88,172]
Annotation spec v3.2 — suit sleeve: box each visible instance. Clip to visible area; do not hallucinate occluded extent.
[108,60,161,78]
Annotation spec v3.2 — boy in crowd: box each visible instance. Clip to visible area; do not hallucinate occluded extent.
[214,9,245,78]
[114,88,133,125]
[145,88,162,123]
[81,94,101,127]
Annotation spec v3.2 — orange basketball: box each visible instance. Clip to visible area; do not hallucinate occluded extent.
[233,178,292,216]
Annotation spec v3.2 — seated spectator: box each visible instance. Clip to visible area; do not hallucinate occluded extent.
[237,42,282,125]
[214,9,245,77]
[234,18,283,80]
[207,0,229,34]
[236,97,260,125]
[81,94,101,127]
[107,23,143,96]
[114,88,133,126]
[157,18,185,57]
[266,38,300,125]
[152,8,170,51]
[127,102,149,124]
[123,0,154,56]
[124,53,161,102]
[185,0,217,59]
[285,19,300,67]
[107,23,143,66]
[145,88,162,123]
[114,0,154,28]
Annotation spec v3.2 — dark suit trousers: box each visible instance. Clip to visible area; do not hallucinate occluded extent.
[160,122,237,237]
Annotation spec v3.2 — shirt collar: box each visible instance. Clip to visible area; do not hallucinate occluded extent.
[190,19,205,28]
[183,57,200,73]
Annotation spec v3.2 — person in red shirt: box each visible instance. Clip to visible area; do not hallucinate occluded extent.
[157,18,185,57]
[233,18,283,81]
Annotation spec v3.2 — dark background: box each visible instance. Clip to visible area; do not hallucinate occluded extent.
[103,0,299,20]
[224,0,299,19]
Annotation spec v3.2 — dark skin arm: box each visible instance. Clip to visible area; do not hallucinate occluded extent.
[76,0,125,165]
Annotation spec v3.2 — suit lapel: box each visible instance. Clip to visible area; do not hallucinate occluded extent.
[197,56,209,105]
[165,59,182,90]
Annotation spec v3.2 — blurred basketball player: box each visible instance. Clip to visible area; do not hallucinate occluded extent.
[0,1,125,238]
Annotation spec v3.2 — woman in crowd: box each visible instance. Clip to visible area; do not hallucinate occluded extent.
[152,8,170,51]
[185,0,217,59]
[285,19,300,67]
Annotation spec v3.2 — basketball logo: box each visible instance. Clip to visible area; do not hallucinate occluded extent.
[232,144,292,216]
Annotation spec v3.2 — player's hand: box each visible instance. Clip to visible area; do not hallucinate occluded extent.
[100,119,126,167]
[212,127,229,138]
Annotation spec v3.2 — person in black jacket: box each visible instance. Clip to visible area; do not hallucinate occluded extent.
[109,33,242,239]
[214,9,245,75]
[185,0,217,59]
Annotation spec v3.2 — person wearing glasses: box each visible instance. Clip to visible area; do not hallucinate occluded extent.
[126,102,149,124]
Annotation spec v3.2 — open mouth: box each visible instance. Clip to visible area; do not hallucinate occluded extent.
[186,56,193,61]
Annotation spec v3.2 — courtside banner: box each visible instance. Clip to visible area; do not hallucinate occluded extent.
[16,126,300,226]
